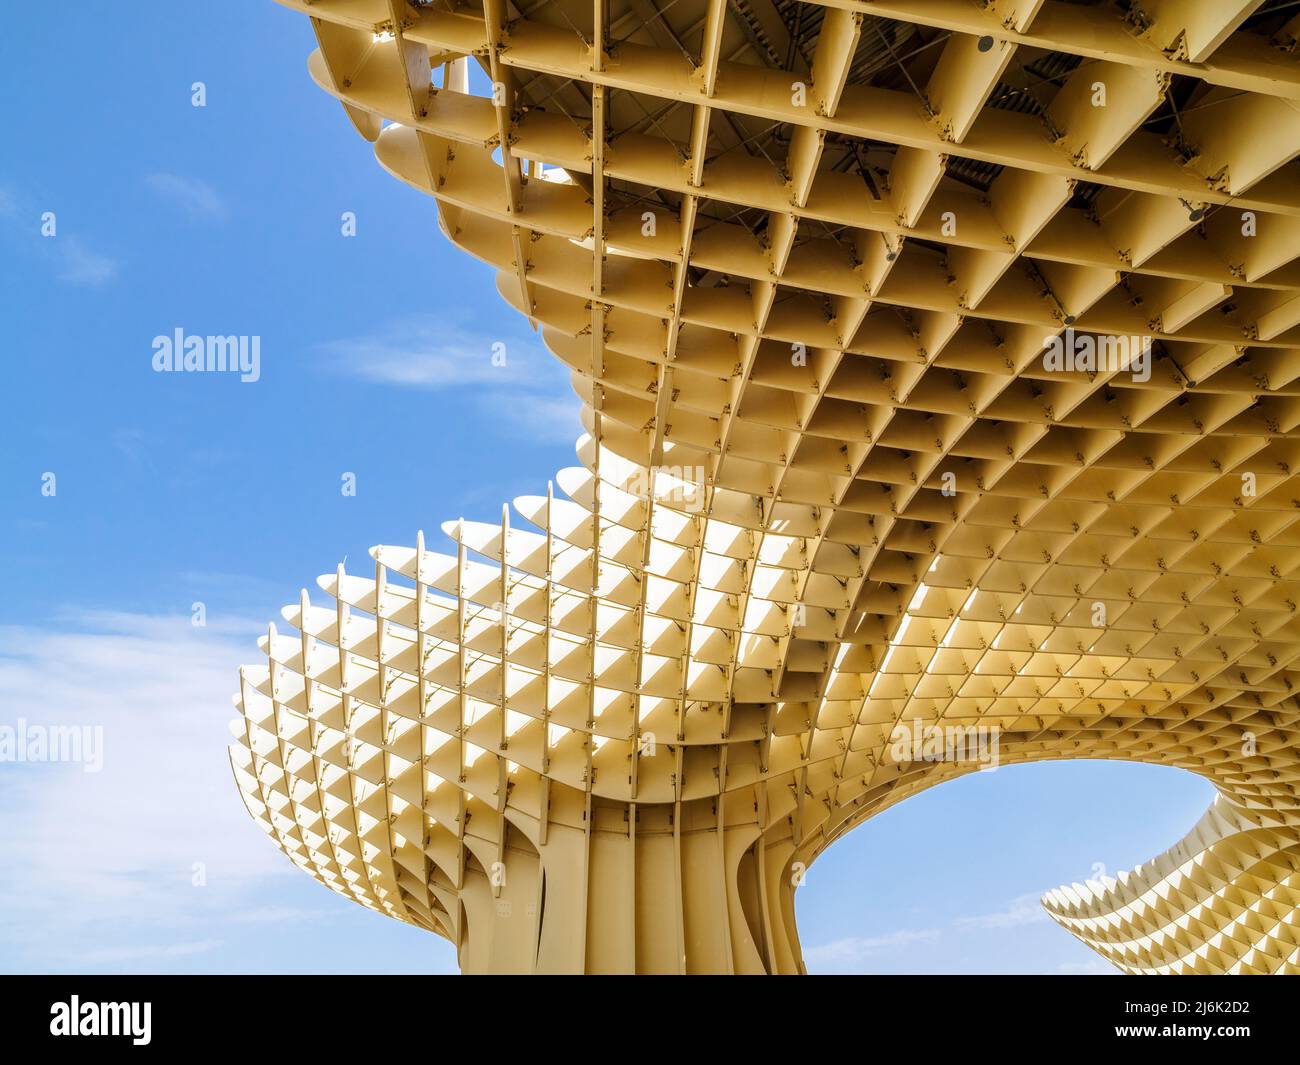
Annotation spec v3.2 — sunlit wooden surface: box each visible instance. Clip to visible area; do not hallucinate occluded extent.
[232,0,1300,973]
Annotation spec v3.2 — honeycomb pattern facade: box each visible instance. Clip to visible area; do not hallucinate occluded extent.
[232,0,1300,972]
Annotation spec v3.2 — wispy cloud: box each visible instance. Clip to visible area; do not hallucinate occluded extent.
[74,940,222,965]
[0,610,293,972]
[324,317,550,390]
[955,892,1050,929]
[53,235,121,286]
[146,172,227,220]
[479,389,582,444]
[226,906,331,925]
[804,891,1059,973]
[0,185,120,284]
[804,927,941,966]
[322,315,582,443]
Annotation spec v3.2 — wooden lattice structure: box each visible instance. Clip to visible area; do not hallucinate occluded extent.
[231,0,1300,973]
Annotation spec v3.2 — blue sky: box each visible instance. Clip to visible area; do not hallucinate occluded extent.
[0,2,1215,975]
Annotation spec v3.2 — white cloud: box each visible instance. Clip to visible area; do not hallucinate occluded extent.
[955,892,1050,929]
[324,317,550,389]
[0,185,117,284]
[146,172,228,219]
[225,906,332,924]
[53,236,120,285]
[479,388,582,444]
[804,891,1059,972]
[74,940,222,965]
[804,927,941,966]
[0,610,296,970]
[322,315,582,443]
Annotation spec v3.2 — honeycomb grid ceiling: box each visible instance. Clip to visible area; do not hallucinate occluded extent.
[232,0,1300,973]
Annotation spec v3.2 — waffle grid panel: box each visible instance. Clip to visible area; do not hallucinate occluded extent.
[232,0,1300,973]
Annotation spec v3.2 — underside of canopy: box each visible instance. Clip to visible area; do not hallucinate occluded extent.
[231,0,1300,973]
